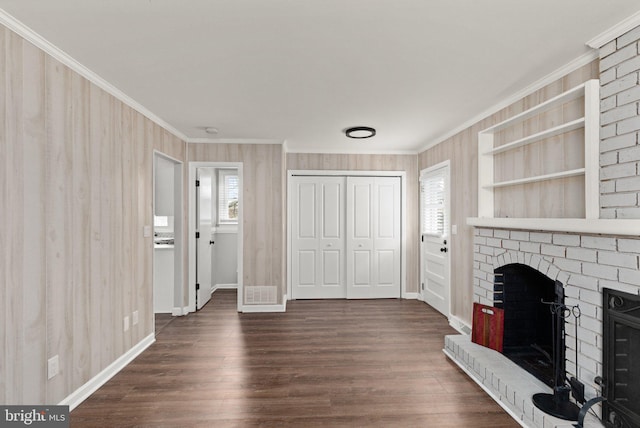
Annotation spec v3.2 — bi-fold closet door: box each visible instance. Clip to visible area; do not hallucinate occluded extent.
[290,175,401,299]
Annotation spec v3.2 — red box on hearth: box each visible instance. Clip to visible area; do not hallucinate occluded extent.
[471,302,504,353]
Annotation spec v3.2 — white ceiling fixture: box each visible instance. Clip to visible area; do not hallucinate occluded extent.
[0,1,639,154]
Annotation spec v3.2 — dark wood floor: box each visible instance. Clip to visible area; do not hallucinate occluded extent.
[72,290,519,427]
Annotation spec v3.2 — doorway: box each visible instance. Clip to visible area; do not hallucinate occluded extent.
[420,161,451,317]
[188,162,243,313]
[153,152,183,325]
[287,171,405,300]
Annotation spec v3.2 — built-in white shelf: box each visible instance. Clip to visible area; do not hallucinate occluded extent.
[477,79,600,220]
[487,168,586,189]
[482,118,585,156]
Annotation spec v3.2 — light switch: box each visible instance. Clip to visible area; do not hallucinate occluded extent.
[143,225,152,238]
[451,225,458,235]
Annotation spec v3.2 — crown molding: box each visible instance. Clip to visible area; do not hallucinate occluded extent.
[587,9,640,48]
[417,50,598,154]
[286,147,419,156]
[0,8,189,143]
[187,138,285,145]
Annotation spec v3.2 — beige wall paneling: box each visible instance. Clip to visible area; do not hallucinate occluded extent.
[188,143,284,304]
[23,35,47,405]
[4,27,24,405]
[5,31,49,404]
[88,83,103,378]
[418,61,598,325]
[2,23,187,404]
[136,111,152,336]
[0,26,7,405]
[286,153,419,294]
[70,58,92,396]
[45,44,74,404]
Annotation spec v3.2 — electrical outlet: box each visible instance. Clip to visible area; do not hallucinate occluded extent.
[124,316,130,332]
[132,310,139,326]
[48,355,59,380]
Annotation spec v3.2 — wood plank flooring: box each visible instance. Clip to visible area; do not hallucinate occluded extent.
[71,290,518,427]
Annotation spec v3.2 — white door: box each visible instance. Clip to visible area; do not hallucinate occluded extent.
[346,177,401,299]
[196,168,213,310]
[291,176,346,299]
[420,163,450,316]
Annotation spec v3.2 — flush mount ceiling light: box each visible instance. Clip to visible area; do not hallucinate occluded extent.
[204,127,219,135]
[344,126,376,139]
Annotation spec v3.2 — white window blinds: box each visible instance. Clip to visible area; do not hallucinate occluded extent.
[420,168,448,237]
[218,170,238,224]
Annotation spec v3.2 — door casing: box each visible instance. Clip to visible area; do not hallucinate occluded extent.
[287,170,406,300]
[419,160,451,319]
[188,161,243,313]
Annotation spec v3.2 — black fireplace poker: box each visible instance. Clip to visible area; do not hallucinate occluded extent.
[532,298,581,421]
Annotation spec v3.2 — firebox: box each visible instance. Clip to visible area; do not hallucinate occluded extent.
[603,288,640,428]
[494,263,560,387]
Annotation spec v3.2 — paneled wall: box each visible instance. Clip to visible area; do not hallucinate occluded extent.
[286,153,419,293]
[0,26,185,404]
[418,61,598,324]
[188,143,285,303]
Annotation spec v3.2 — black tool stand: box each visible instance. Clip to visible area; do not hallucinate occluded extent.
[533,386,580,421]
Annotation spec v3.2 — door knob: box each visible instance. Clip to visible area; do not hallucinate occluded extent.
[358,244,363,248]
[209,240,215,245]
[440,247,447,253]
[327,243,333,247]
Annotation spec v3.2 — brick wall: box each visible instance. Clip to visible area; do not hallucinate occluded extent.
[600,26,640,218]
[473,228,640,400]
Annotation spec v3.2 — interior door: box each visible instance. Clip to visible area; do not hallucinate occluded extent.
[291,176,346,299]
[196,168,213,310]
[346,176,401,299]
[420,164,450,316]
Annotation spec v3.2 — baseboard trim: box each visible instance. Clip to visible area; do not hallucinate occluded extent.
[402,292,419,299]
[172,306,189,316]
[214,283,238,290]
[449,315,472,335]
[241,295,287,313]
[59,333,155,411]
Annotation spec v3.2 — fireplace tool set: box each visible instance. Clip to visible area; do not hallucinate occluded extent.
[532,299,583,421]
[532,299,609,427]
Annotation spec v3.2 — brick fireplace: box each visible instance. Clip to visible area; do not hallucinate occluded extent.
[473,229,639,416]
[444,23,640,428]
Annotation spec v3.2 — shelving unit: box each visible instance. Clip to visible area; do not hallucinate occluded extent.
[477,79,600,220]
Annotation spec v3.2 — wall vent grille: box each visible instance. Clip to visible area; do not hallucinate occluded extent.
[245,286,277,304]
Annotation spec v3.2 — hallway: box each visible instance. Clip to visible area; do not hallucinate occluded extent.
[71,291,517,427]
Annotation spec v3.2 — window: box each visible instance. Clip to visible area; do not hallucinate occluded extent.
[420,167,447,236]
[218,169,238,224]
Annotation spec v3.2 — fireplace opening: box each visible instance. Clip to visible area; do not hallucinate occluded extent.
[603,288,640,428]
[494,264,561,387]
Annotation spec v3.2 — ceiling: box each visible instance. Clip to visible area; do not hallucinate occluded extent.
[1,1,639,154]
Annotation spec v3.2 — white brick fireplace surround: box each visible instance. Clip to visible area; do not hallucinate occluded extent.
[445,229,640,428]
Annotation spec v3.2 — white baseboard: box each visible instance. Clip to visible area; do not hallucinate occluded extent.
[171,306,189,316]
[449,315,472,335]
[214,283,238,290]
[241,295,287,313]
[59,333,155,411]
[403,292,419,299]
